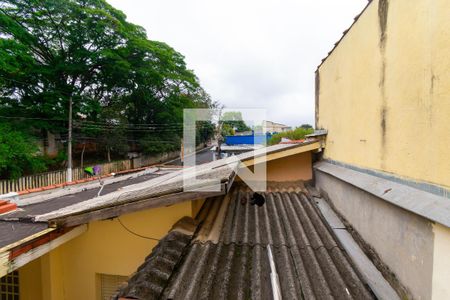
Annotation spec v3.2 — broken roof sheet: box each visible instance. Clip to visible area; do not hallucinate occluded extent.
[0,171,164,249]
[33,162,238,226]
[0,221,48,249]
[115,183,380,299]
[30,141,319,226]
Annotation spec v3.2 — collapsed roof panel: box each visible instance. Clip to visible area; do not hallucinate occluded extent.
[30,141,319,227]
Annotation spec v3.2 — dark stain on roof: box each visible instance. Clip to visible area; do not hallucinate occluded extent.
[1,174,159,220]
[0,174,159,251]
[0,221,47,248]
[116,183,376,299]
[116,230,191,299]
[114,217,198,300]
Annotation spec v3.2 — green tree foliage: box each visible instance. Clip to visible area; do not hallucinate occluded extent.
[220,123,235,137]
[0,123,47,178]
[219,111,250,136]
[300,124,313,129]
[268,127,314,145]
[0,0,216,176]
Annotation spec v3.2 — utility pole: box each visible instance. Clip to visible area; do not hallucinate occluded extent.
[67,96,73,182]
[180,138,184,163]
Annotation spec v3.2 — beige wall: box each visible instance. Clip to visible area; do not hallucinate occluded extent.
[191,198,206,218]
[432,224,450,300]
[266,152,312,182]
[317,0,450,189]
[18,201,193,300]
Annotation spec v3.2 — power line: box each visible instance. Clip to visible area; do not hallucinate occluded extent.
[0,115,214,128]
[72,136,180,144]
[72,125,207,133]
[117,217,160,241]
[0,115,67,122]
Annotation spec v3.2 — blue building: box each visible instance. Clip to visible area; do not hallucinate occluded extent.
[224,133,272,145]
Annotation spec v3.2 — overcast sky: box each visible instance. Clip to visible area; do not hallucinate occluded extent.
[107,0,367,127]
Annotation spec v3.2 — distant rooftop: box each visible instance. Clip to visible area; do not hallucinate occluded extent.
[306,129,328,137]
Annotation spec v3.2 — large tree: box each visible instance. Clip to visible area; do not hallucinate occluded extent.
[0,123,47,178]
[220,111,251,136]
[0,0,215,175]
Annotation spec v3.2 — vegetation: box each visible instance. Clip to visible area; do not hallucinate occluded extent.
[219,111,251,136]
[0,0,216,178]
[0,123,46,178]
[268,126,314,145]
[299,124,313,129]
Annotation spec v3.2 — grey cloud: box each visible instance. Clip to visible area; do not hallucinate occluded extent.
[107,0,367,127]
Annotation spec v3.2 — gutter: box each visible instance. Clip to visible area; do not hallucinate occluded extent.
[0,225,86,277]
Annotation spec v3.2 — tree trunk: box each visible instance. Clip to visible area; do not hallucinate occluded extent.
[80,143,86,168]
[107,147,111,162]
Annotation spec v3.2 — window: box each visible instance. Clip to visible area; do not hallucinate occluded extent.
[0,271,19,300]
[99,273,127,300]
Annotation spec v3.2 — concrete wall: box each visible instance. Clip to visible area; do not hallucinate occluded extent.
[315,169,434,299]
[316,0,450,189]
[18,201,195,300]
[132,150,179,168]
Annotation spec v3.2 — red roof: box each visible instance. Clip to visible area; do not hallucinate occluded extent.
[279,139,305,144]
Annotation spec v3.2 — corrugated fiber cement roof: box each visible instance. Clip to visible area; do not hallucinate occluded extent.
[115,183,376,300]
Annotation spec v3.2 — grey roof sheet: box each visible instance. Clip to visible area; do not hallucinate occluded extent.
[33,162,238,223]
[0,172,161,249]
[1,173,159,220]
[0,221,47,248]
[31,142,318,224]
[305,129,328,137]
[116,183,376,300]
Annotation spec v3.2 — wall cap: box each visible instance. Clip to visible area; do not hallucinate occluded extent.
[314,161,450,228]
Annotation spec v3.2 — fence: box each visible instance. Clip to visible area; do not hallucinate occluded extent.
[0,159,134,195]
[0,146,206,195]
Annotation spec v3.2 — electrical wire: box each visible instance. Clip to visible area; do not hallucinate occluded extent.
[117,217,160,241]
[0,115,215,128]
[72,126,205,133]
[72,136,180,144]
[0,115,67,122]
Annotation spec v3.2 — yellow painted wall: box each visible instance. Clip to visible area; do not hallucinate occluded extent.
[40,249,65,300]
[317,0,450,189]
[18,258,42,300]
[191,198,206,218]
[432,224,450,300]
[18,201,193,300]
[266,152,312,182]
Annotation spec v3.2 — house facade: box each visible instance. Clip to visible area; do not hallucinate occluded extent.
[262,120,292,134]
[1,142,323,300]
[1,1,449,299]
